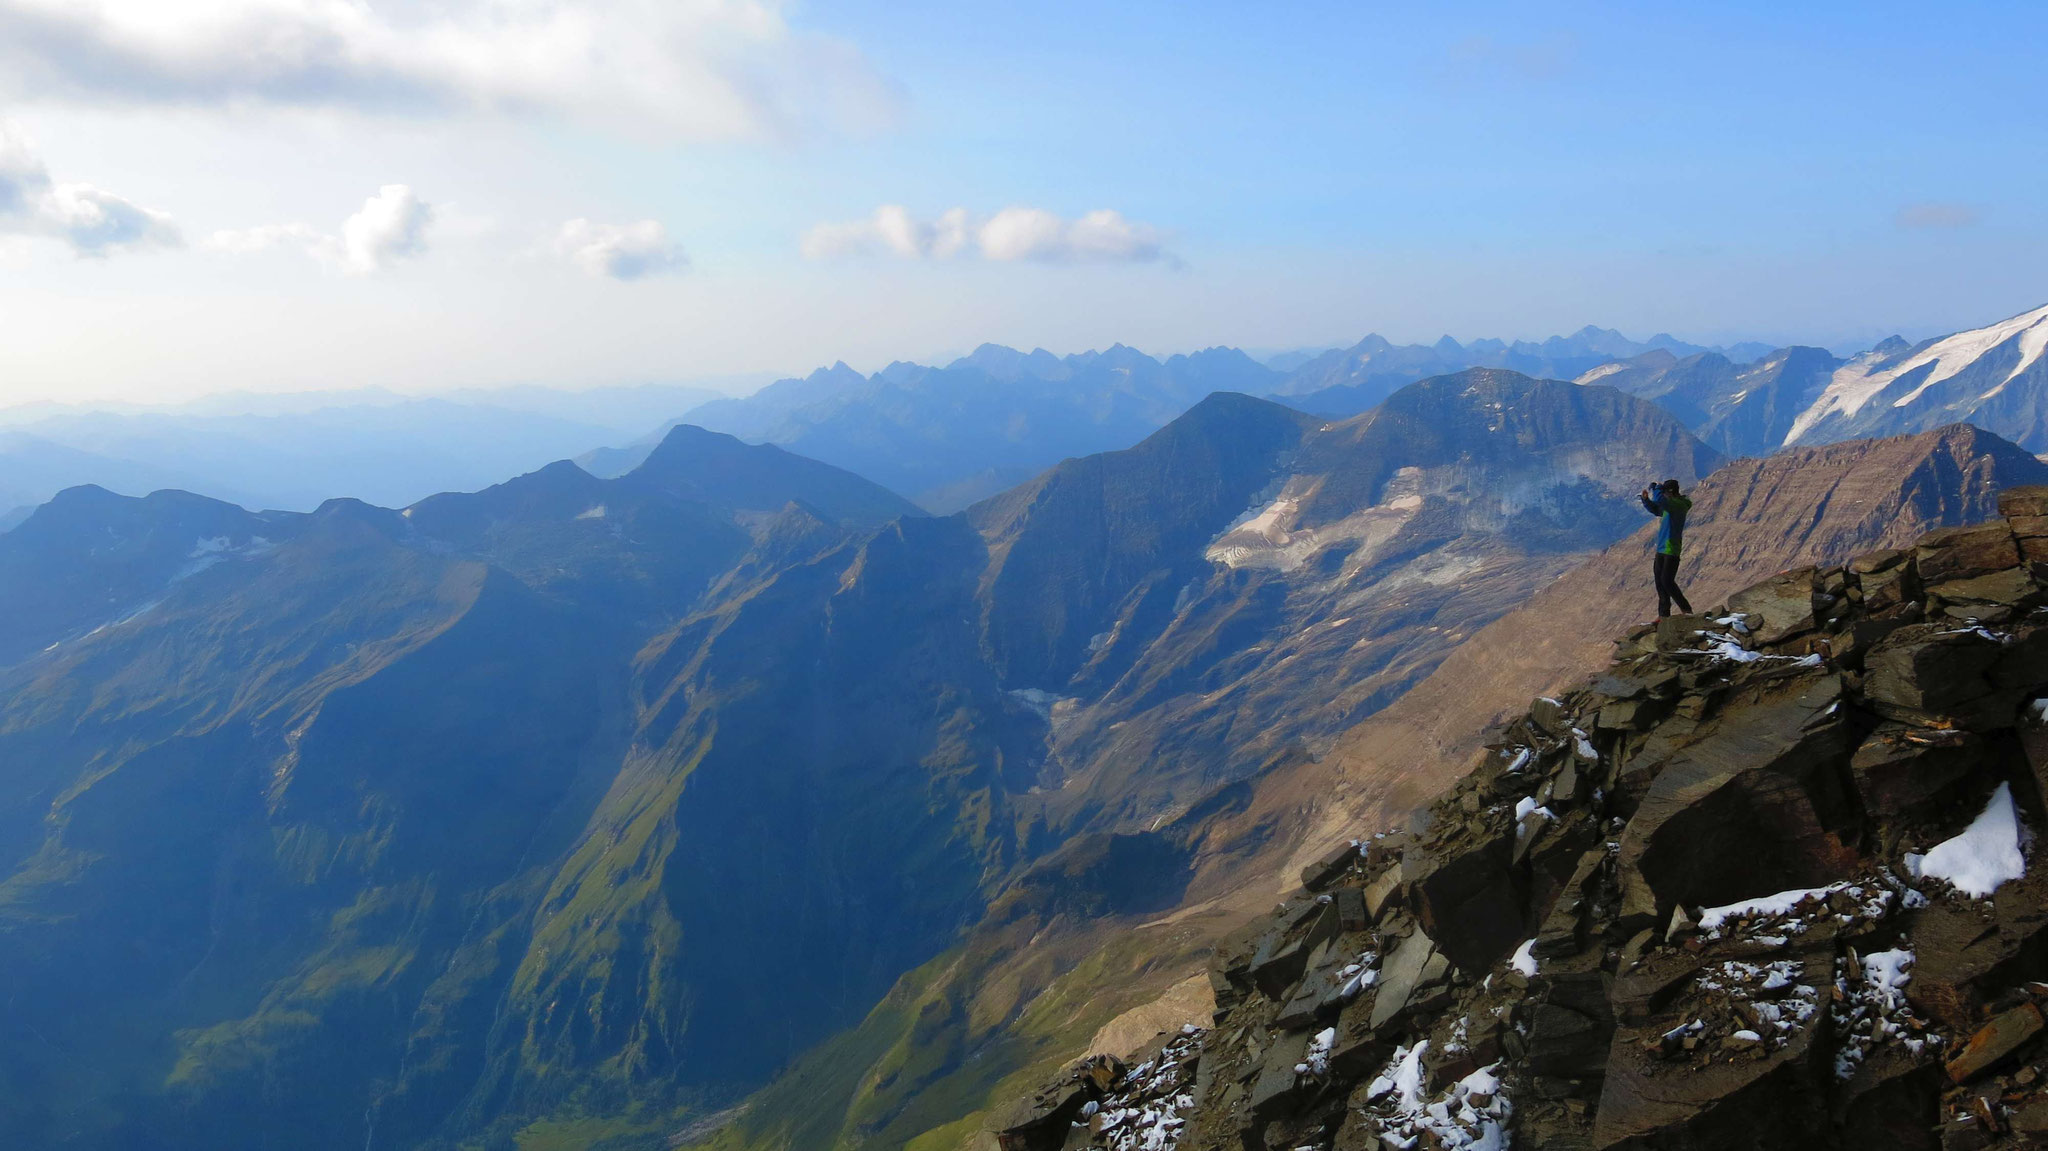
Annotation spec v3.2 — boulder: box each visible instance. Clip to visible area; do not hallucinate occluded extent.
[1851,547,1911,576]
[1593,665,1681,702]
[1275,939,1349,1029]
[1597,696,1672,733]
[1526,969,1616,1080]
[1859,562,1921,614]
[1914,523,2020,585]
[1849,724,1984,819]
[997,1070,1111,1151]
[1335,887,1369,932]
[1406,833,1526,975]
[1617,673,1859,920]
[1999,486,2048,519]
[1945,1002,2044,1083]
[1863,624,2007,729]
[1301,840,1361,892]
[1368,931,1442,1031]
[1927,566,2041,622]
[1833,1049,1943,1151]
[1362,864,1406,921]
[1248,1028,1313,1118]
[1534,848,1612,960]
[1723,567,1818,645]
[1249,900,1342,1000]
[1994,626,2048,703]
[1910,870,2048,1031]
[1655,614,1714,653]
[2013,514,2048,540]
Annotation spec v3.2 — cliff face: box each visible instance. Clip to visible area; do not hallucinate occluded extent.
[999,485,2048,1150]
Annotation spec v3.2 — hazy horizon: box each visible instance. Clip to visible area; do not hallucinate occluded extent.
[0,317,1978,416]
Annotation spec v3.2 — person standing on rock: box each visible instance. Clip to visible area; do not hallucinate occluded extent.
[1640,479,1695,617]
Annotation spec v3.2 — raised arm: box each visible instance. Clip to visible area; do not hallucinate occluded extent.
[1640,490,1661,516]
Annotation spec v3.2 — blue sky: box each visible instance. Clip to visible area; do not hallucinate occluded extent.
[0,0,2041,403]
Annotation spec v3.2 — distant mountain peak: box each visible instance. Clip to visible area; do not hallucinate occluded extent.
[626,422,922,526]
[951,343,1072,382]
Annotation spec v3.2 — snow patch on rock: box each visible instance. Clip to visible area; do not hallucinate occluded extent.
[1905,781,2028,898]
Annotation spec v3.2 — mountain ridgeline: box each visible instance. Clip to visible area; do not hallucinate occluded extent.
[0,371,1729,1149]
[582,326,1764,515]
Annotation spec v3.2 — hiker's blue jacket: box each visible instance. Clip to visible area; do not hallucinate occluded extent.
[1641,489,1693,557]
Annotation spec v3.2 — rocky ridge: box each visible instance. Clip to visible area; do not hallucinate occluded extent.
[1000,485,2048,1150]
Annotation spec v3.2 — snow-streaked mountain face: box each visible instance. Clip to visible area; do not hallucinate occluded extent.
[1572,304,2048,460]
[1571,346,1843,459]
[1785,302,2048,449]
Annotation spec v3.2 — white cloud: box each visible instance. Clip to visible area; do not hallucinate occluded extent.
[554,218,688,280]
[802,205,1167,264]
[0,0,899,142]
[209,183,432,274]
[340,184,431,272]
[0,118,179,255]
[801,204,969,260]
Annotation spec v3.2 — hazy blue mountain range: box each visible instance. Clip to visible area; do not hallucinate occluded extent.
[583,328,1772,513]
[1269,326,1778,417]
[0,372,1727,1150]
[583,345,1281,511]
[0,383,720,522]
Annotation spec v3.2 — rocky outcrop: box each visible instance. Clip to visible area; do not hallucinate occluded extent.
[999,485,2048,1151]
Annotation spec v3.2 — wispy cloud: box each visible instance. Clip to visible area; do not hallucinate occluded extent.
[0,0,901,141]
[802,205,1170,264]
[0,117,179,255]
[554,218,688,280]
[1895,201,1980,229]
[209,183,432,274]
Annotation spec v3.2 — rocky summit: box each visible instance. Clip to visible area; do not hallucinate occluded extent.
[998,485,2048,1150]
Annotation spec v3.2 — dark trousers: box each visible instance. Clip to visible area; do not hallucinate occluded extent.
[1654,552,1692,617]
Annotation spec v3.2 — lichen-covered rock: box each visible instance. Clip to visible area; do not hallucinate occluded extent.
[999,494,2048,1151]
